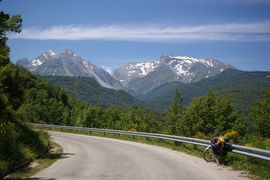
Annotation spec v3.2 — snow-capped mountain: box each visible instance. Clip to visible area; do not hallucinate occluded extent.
[16,50,235,96]
[113,60,161,85]
[113,55,235,96]
[16,49,122,90]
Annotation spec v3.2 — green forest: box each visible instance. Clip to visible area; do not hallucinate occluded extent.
[1,7,270,179]
[45,76,141,107]
[140,69,270,114]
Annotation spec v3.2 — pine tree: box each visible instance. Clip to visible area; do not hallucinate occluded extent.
[166,89,184,135]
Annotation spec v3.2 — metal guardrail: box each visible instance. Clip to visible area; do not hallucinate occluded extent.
[30,123,270,161]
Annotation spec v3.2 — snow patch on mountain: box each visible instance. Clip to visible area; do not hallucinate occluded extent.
[32,59,43,66]
[113,54,235,92]
[173,63,189,76]
[126,61,160,77]
[102,66,113,75]
[113,60,161,85]
[48,50,56,56]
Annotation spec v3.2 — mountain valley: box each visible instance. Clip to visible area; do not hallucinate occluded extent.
[16,49,270,113]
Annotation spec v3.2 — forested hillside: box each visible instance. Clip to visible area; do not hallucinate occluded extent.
[1,6,270,179]
[0,11,50,178]
[45,76,141,107]
[140,69,270,114]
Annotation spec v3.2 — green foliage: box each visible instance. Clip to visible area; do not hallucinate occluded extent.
[248,90,270,138]
[166,91,240,137]
[74,105,162,133]
[46,76,141,107]
[0,8,51,178]
[166,90,184,135]
[0,11,22,66]
[141,69,270,114]
[1,5,270,179]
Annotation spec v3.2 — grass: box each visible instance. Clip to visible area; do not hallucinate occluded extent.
[226,153,270,180]
[4,141,63,180]
[47,127,270,180]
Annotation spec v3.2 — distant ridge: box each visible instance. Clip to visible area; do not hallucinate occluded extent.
[45,76,142,107]
[139,69,270,114]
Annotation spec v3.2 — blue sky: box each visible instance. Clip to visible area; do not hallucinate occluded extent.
[2,0,270,70]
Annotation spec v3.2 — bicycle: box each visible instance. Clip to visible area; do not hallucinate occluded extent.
[204,136,232,164]
[203,145,221,164]
[204,142,232,164]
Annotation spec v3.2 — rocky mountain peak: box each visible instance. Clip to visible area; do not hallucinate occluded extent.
[40,50,57,59]
[113,54,235,95]
[60,49,78,57]
[16,49,123,90]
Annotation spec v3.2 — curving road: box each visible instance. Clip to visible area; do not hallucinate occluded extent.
[32,131,248,180]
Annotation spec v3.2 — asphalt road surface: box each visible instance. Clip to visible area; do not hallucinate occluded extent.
[32,131,248,180]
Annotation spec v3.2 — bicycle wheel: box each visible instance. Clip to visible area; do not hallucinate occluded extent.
[204,146,215,162]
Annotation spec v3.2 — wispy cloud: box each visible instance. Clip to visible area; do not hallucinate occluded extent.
[9,21,270,42]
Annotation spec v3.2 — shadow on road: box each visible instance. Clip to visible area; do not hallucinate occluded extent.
[27,178,55,180]
[5,178,55,180]
[59,152,75,159]
[38,152,75,161]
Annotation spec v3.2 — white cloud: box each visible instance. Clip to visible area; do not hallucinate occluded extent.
[9,21,270,42]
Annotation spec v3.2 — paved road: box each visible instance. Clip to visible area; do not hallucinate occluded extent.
[32,131,248,180]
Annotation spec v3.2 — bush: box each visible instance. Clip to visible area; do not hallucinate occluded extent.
[224,130,240,143]
[0,121,49,178]
[0,161,8,178]
[194,131,210,140]
[16,144,36,162]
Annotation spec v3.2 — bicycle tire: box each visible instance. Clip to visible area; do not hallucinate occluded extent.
[204,146,215,162]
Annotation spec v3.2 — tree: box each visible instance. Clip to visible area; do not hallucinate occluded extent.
[184,91,239,137]
[0,11,22,65]
[166,90,184,135]
[249,89,270,138]
[0,9,51,178]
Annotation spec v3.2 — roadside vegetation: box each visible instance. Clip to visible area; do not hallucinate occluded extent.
[0,10,50,178]
[4,141,63,179]
[1,5,269,179]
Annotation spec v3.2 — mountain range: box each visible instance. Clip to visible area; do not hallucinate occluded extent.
[140,69,270,113]
[16,49,233,96]
[16,49,122,90]
[113,55,234,96]
[16,49,270,114]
